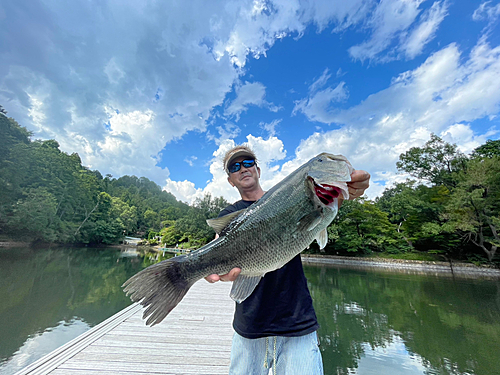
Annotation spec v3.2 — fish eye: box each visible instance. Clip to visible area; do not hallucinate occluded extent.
[318,158,323,162]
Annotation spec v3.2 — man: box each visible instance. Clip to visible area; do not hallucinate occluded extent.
[206,145,370,375]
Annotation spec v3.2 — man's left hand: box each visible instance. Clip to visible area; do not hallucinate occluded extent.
[347,170,370,200]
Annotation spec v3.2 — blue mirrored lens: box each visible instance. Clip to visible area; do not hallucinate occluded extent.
[229,159,255,173]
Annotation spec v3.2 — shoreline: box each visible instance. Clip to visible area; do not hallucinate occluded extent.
[2,240,498,278]
[301,254,500,278]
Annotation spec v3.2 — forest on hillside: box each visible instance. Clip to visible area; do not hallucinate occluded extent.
[1,107,499,264]
[0,109,228,247]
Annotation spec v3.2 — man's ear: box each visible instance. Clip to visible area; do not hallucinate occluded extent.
[257,166,261,178]
[227,176,235,187]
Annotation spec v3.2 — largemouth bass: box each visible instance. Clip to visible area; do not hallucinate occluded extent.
[123,153,353,326]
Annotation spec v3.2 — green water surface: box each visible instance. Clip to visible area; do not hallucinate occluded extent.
[1,247,499,375]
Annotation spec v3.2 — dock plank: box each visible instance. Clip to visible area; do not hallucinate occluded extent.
[15,280,235,375]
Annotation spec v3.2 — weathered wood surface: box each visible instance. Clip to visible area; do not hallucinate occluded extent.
[16,280,235,375]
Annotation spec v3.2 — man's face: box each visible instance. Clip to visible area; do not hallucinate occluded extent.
[227,156,261,191]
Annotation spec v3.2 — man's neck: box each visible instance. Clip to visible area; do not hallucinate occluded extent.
[239,187,265,201]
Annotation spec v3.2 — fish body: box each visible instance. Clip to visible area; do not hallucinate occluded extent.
[123,153,353,326]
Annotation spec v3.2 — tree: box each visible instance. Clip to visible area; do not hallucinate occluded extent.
[328,199,410,254]
[6,187,59,242]
[396,134,467,188]
[193,193,230,219]
[441,157,500,261]
[471,139,500,159]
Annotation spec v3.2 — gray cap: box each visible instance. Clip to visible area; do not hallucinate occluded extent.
[223,145,257,174]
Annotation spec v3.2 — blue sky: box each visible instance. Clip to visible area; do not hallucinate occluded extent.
[1,0,500,204]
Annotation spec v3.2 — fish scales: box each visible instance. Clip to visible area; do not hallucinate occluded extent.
[123,153,353,326]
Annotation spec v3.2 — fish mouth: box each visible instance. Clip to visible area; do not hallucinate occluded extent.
[312,179,342,206]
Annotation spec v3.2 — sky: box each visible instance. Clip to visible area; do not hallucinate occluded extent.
[1,0,500,204]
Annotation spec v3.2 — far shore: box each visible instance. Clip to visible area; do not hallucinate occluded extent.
[301,254,500,278]
[2,240,498,278]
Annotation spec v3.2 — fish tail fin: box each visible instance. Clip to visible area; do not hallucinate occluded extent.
[122,255,196,326]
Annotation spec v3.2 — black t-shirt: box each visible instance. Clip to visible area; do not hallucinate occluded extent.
[219,199,319,339]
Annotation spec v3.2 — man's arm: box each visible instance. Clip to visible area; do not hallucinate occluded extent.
[205,169,370,283]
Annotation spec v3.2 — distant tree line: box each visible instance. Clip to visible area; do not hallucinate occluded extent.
[0,111,228,246]
[1,108,499,264]
[324,135,500,264]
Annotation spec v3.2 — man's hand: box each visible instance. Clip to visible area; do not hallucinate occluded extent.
[347,170,370,199]
[205,268,241,283]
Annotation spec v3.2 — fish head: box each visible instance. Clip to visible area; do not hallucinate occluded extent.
[305,153,353,210]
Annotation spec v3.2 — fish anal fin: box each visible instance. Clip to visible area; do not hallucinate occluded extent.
[206,209,247,234]
[315,228,328,249]
[230,274,263,303]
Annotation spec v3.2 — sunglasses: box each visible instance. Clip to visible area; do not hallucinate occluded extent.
[228,159,256,173]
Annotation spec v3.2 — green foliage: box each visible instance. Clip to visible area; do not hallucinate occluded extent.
[1,112,499,263]
[396,134,467,188]
[440,156,500,261]
[327,199,410,255]
[0,113,218,246]
[471,139,500,159]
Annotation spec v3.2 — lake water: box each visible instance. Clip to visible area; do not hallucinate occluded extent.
[1,247,499,375]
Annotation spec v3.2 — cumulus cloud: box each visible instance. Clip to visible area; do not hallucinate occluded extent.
[164,134,287,204]
[1,0,243,180]
[2,0,498,206]
[440,123,498,155]
[166,34,500,204]
[0,0,379,184]
[291,37,500,197]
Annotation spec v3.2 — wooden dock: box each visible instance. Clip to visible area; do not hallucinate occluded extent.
[15,281,235,375]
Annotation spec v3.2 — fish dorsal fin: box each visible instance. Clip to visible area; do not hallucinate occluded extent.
[206,209,247,234]
[230,274,263,303]
[315,228,328,249]
[297,210,322,232]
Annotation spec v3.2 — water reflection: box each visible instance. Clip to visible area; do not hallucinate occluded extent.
[304,265,500,375]
[1,248,499,375]
[0,246,167,374]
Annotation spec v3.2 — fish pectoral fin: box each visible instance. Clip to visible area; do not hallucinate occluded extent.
[297,210,322,232]
[315,228,328,249]
[206,209,247,234]
[230,274,263,303]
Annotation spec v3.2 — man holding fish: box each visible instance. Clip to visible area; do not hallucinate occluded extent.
[206,145,370,375]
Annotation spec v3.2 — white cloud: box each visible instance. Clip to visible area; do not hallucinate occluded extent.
[291,38,500,198]
[402,1,449,59]
[349,0,424,61]
[349,0,448,62]
[260,119,282,137]
[164,134,287,204]
[473,1,500,22]
[225,81,267,119]
[167,33,500,204]
[1,0,376,185]
[309,68,332,93]
[440,123,498,155]
[1,0,243,180]
[292,68,349,123]
[163,179,203,204]
[292,82,349,123]
[184,156,198,167]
